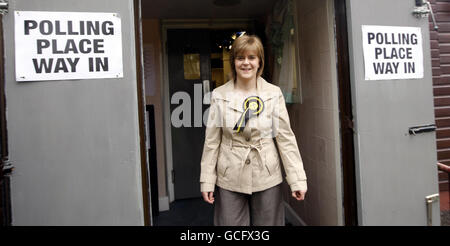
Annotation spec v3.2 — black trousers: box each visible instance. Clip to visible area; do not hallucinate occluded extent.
[213,184,284,226]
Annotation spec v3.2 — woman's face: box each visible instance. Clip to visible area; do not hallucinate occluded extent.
[234,49,260,81]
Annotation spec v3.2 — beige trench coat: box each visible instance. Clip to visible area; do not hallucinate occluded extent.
[200,77,307,194]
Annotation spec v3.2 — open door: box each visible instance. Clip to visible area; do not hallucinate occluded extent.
[2,0,150,225]
[167,29,211,200]
[346,0,440,225]
[167,28,249,201]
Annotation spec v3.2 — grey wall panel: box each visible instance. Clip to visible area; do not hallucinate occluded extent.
[4,0,144,225]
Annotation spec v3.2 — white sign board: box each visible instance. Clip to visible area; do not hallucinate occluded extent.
[15,11,123,82]
[362,25,423,81]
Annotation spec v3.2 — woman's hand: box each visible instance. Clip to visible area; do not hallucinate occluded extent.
[292,190,307,201]
[202,192,215,204]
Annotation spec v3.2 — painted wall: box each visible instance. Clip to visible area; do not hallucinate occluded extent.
[283,0,343,225]
[4,0,144,225]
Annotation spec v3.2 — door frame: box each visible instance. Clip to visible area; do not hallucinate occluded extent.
[334,0,358,226]
[0,9,12,226]
[160,5,358,225]
[134,0,152,226]
[161,19,251,203]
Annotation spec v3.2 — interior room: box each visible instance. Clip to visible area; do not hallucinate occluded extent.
[140,0,343,226]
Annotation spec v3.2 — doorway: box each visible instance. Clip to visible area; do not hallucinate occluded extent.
[143,0,353,226]
[157,27,258,225]
[167,28,261,200]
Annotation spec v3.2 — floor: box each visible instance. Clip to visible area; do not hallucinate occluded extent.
[153,197,294,226]
[153,197,214,226]
[153,194,450,226]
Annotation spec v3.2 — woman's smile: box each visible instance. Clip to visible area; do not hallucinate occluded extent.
[235,50,260,81]
[239,67,253,72]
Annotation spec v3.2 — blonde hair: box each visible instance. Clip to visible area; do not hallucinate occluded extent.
[230,34,265,81]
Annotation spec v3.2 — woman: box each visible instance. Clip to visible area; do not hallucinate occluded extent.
[200,34,307,226]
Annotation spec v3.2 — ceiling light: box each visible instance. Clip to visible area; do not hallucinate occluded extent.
[213,0,241,7]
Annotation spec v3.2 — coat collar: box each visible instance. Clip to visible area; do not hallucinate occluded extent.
[213,77,278,113]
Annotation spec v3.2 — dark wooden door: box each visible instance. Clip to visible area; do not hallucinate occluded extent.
[168,29,211,200]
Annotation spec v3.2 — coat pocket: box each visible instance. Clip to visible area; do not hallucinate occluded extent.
[265,164,272,176]
[217,155,228,176]
[222,166,229,176]
[217,144,233,177]
[265,152,280,176]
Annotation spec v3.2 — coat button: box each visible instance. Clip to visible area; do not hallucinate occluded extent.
[245,137,250,141]
[245,159,251,165]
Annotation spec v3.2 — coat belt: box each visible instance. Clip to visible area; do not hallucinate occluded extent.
[222,137,273,171]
